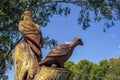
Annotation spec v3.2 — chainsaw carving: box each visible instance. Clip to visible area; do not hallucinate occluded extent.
[13,10,42,80]
[13,10,84,80]
[39,37,83,68]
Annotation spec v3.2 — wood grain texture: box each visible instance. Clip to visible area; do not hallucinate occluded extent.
[35,66,72,80]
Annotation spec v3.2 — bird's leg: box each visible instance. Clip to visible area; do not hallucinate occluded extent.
[51,64,57,68]
[60,64,64,68]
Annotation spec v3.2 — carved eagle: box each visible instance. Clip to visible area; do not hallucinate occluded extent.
[18,10,43,60]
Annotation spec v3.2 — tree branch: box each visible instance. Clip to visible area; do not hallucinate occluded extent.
[0,1,30,32]
[0,36,23,72]
[31,1,88,10]
[0,19,18,32]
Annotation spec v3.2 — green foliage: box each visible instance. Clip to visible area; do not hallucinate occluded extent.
[65,60,93,80]
[0,0,120,79]
[65,58,120,80]
[64,61,75,69]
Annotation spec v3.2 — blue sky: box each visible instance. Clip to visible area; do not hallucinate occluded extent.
[41,6,120,63]
[7,5,120,80]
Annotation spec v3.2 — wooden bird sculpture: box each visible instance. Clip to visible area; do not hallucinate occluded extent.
[39,37,83,68]
[18,10,43,60]
[15,10,43,80]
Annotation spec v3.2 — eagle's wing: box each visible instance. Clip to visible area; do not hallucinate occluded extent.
[19,21,39,35]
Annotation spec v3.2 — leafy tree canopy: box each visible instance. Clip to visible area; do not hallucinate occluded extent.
[65,58,120,80]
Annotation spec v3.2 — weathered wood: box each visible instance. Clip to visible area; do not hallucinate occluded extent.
[13,43,72,80]
[13,10,78,80]
[35,66,72,80]
[12,43,40,80]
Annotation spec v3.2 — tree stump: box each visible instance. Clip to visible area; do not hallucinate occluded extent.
[34,66,72,80]
[13,43,72,80]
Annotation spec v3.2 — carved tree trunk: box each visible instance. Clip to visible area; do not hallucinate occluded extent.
[13,43,72,80]
[35,66,72,80]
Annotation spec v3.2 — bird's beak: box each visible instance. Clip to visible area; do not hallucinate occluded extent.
[80,41,83,46]
[20,14,24,20]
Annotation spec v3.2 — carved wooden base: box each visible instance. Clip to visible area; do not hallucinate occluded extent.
[35,66,72,80]
[13,43,72,80]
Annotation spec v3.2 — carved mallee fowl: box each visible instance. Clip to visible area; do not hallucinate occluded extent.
[39,37,83,68]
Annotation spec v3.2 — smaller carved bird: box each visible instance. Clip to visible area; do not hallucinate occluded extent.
[39,37,83,68]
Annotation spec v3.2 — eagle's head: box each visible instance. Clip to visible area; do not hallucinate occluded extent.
[20,10,32,20]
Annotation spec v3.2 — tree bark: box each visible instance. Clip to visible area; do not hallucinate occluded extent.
[34,66,72,80]
[13,43,72,80]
